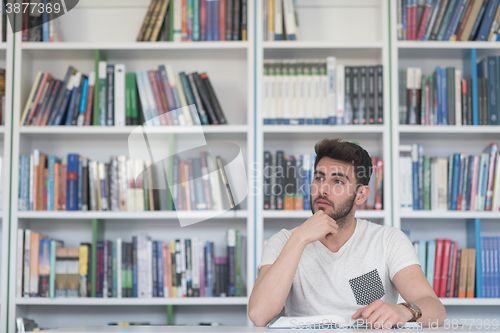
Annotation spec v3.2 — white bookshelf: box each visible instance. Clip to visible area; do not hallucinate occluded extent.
[255,0,391,292]
[6,0,255,331]
[0,20,14,333]
[2,0,500,331]
[390,0,500,320]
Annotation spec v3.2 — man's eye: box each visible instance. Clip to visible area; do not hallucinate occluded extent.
[334,179,344,185]
[315,176,324,181]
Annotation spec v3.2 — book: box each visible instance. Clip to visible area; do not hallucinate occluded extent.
[269,315,422,329]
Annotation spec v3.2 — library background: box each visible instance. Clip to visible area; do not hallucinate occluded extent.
[0,0,500,331]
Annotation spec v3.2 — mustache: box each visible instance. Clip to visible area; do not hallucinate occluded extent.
[314,196,334,207]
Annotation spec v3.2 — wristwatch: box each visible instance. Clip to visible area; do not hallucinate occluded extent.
[399,302,422,322]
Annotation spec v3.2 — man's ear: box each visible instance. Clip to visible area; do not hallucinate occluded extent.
[355,185,370,205]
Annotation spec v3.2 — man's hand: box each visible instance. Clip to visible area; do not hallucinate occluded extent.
[291,210,339,245]
[351,299,414,329]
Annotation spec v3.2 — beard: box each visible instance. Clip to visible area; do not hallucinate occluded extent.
[310,192,357,230]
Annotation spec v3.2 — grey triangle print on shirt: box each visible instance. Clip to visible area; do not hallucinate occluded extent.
[349,269,385,305]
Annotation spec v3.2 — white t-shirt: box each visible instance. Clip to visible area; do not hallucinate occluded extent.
[258,218,420,322]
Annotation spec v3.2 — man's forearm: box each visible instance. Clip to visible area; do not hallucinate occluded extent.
[248,233,307,327]
[412,296,446,327]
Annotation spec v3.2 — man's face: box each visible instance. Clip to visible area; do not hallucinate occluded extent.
[310,157,358,229]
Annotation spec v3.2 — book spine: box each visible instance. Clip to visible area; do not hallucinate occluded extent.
[98,62,108,126]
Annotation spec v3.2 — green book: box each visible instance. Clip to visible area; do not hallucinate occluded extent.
[125,73,132,125]
[49,239,64,298]
[126,72,139,124]
[169,0,174,41]
[447,67,456,125]
[91,219,104,297]
[193,0,200,41]
[436,0,458,41]
[423,155,431,210]
[98,61,108,126]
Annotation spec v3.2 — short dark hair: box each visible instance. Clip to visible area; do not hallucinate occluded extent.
[314,138,373,186]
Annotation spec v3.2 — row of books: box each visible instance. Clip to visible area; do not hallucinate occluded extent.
[411,238,477,298]
[400,59,500,126]
[263,59,384,126]
[262,0,299,41]
[137,0,248,42]
[399,143,500,211]
[262,152,384,211]
[21,63,227,127]
[18,150,235,212]
[22,3,64,42]
[398,0,500,41]
[17,229,246,299]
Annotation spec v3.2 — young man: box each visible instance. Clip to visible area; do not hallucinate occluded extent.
[249,139,446,329]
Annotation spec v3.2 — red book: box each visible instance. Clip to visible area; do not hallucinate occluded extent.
[148,70,168,125]
[61,161,67,211]
[439,239,453,297]
[154,71,173,125]
[200,0,207,40]
[182,0,188,41]
[448,241,459,297]
[434,239,444,296]
[417,2,433,40]
[219,0,226,41]
[84,73,95,126]
[411,2,417,40]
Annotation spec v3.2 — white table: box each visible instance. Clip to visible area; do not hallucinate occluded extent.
[43,325,498,332]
